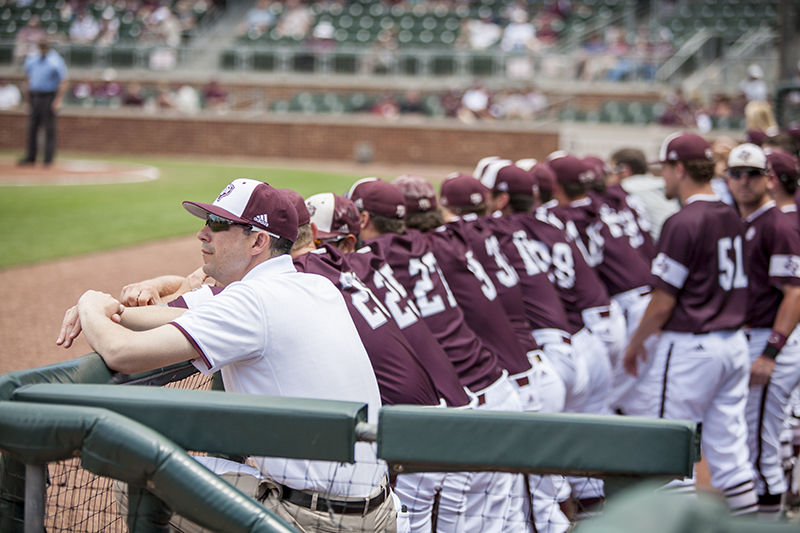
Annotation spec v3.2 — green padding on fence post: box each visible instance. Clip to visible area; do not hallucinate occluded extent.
[377,406,700,478]
[13,384,368,463]
[0,353,112,401]
[0,402,296,533]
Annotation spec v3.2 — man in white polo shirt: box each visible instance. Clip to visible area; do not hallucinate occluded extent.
[68,179,396,532]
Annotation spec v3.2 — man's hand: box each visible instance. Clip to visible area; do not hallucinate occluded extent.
[120,281,163,307]
[56,305,82,348]
[749,355,776,387]
[78,290,125,321]
[623,341,646,377]
[57,292,125,348]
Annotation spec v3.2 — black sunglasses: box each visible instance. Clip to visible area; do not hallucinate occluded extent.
[205,214,252,232]
[728,168,765,180]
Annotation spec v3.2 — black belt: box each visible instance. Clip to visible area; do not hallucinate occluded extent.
[278,483,388,515]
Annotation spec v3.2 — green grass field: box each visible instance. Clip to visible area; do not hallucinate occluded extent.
[0,152,362,269]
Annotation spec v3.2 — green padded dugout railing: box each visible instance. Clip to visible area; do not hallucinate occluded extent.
[378,406,700,483]
[12,383,368,463]
[0,401,295,533]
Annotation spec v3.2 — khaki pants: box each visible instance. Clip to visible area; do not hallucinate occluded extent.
[117,473,397,533]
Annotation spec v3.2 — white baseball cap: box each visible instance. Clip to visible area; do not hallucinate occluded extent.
[728,143,767,170]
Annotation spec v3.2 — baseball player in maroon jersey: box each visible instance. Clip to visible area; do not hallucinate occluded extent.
[436,172,574,531]
[766,150,800,507]
[475,160,614,515]
[585,156,657,263]
[348,177,528,533]
[392,174,561,412]
[393,174,570,533]
[546,153,652,412]
[623,132,759,516]
[724,144,800,518]
[304,192,470,410]
[438,173,567,414]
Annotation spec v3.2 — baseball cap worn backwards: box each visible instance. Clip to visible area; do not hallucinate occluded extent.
[183,178,299,242]
[393,175,438,213]
[440,173,488,208]
[347,177,407,219]
[655,132,713,164]
[306,193,361,239]
[727,143,767,170]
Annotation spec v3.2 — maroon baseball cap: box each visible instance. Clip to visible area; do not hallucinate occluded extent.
[582,156,608,180]
[279,188,310,227]
[548,153,595,185]
[746,129,768,147]
[531,163,556,196]
[393,175,438,213]
[440,172,488,208]
[183,178,298,242]
[767,151,799,181]
[655,132,713,164]
[493,164,537,195]
[305,192,361,239]
[347,178,407,219]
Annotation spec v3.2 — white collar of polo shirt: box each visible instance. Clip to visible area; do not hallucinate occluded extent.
[240,254,295,283]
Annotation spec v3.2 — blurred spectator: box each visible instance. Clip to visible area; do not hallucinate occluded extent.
[658,88,694,127]
[308,19,336,52]
[371,93,400,120]
[0,79,22,110]
[274,0,314,40]
[202,79,228,111]
[94,70,123,106]
[239,0,275,38]
[605,26,633,81]
[500,7,535,52]
[745,100,779,138]
[96,8,121,47]
[14,16,46,62]
[740,64,768,102]
[174,84,201,114]
[69,11,101,45]
[457,80,492,122]
[463,14,501,50]
[123,82,146,107]
[361,26,398,75]
[70,79,94,105]
[156,84,175,109]
[399,90,425,115]
[531,10,560,47]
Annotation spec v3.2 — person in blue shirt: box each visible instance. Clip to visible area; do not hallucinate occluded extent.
[19,38,67,166]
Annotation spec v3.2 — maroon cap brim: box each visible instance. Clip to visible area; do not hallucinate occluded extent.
[182,201,259,228]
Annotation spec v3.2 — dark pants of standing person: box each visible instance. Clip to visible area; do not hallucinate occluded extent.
[23,91,57,164]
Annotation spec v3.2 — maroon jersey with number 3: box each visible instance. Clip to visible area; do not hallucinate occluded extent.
[426,224,534,375]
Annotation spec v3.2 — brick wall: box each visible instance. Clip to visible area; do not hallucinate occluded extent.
[2,110,559,166]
